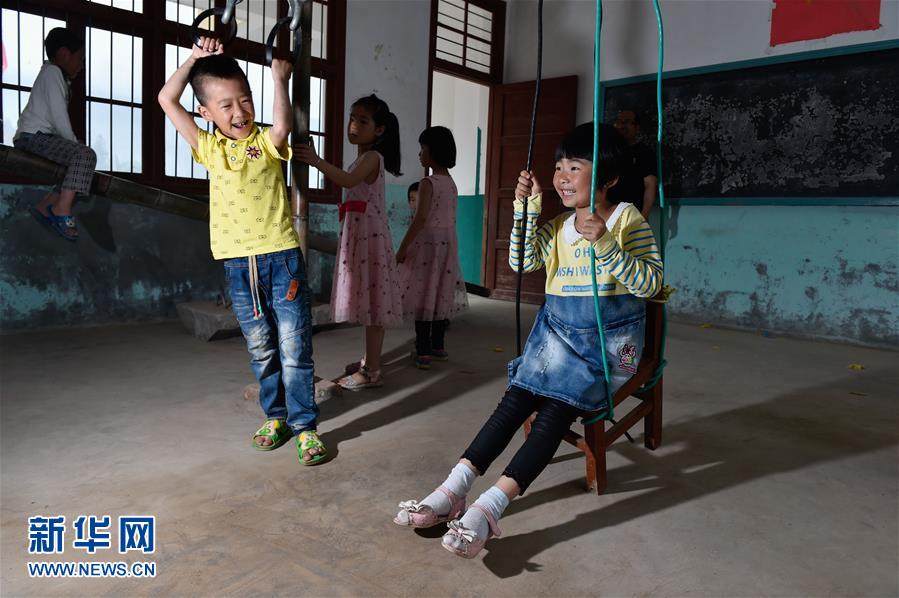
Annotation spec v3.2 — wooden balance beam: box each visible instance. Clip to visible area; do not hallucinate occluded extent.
[0,144,337,255]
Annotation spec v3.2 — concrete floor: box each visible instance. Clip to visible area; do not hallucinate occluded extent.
[1,296,897,597]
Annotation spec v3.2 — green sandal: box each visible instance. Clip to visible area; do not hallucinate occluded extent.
[252,419,291,451]
[297,430,328,466]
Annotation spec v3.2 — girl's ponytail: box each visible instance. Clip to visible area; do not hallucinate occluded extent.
[353,94,403,177]
[376,110,403,177]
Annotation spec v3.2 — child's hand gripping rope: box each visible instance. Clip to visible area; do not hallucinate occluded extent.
[576,206,607,243]
[515,170,542,200]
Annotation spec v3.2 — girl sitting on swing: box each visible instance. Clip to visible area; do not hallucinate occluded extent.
[392,123,664,558]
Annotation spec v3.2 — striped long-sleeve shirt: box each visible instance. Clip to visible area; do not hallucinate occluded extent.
[509,194,663,298]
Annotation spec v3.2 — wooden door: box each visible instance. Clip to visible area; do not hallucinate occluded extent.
[483,75,578,302]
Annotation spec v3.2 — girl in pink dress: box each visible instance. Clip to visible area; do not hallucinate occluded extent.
[297,94,404,390]
[396,126,469,369]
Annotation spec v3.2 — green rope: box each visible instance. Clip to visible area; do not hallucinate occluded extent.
[636,0,668,395]
[587,0,614,423]
[583,0,667,425]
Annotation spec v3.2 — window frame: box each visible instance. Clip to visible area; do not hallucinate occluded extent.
[0,0,346,202]
[429,0,505,86]
[84,22,145,175]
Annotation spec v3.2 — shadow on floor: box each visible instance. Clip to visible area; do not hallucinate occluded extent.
[319,362,502,461]
[480,373,899,577]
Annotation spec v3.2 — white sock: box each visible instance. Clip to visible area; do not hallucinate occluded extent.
[446,486,509,548]
[397,463,476,523]
[444,462,478,497]
[422,462,477,515]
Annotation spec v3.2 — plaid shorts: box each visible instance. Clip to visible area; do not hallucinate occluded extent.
[14,132,97,196]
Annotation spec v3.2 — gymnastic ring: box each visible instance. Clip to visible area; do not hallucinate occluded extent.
[265,16,301,66]
[191,7,239,49]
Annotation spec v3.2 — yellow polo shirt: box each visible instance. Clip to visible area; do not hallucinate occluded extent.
[192,125,299,259]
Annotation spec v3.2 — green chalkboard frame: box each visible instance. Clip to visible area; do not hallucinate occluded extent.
[600,39,899,207]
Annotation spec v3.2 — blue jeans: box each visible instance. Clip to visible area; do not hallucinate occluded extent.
[224,248,318,434]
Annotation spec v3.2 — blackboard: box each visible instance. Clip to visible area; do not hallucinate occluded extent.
[603,47,899,199]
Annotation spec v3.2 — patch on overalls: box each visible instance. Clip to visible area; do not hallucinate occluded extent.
[286,279,299,301]
[618,343,638,374]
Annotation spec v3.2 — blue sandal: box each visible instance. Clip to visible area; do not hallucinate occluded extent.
[45,205,78,241]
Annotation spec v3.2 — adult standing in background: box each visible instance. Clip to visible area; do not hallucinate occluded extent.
[614,110,658,221]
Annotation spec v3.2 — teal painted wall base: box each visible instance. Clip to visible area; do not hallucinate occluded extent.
[456,194,484,284]
[306,184,411,301]
[307,202,338,301]
[658,205,898,348]
[0,184,222,331]
[295,188,899,348]
[306,184,483,300]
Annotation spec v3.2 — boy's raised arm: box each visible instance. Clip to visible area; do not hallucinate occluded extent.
[157,37,222,151]
[269,59,293,153]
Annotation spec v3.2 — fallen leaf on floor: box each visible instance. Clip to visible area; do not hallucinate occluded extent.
[848,363,865,371]
[849,391,868,397]
[493,346,504,352]
[712,345,720,350]
[700,323,713,329]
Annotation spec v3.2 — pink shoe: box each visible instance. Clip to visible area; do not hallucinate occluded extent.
[393,486,465,529]
[441,504,503,559]
[344,358,365,375]
[338,366,383,391]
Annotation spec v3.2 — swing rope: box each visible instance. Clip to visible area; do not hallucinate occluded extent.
[585,0,616,423]
[634,0,668,395]
[516,0,544,356]
[582,0,667,426]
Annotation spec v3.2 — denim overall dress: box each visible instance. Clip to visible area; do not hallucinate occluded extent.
[508,293,645,415]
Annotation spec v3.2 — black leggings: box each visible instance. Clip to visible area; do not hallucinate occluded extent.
[462,385,582,494]
[415,319,448,356]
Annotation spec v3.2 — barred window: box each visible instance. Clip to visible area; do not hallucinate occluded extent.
[1,9,67,144]
[85,26,143,173]
[432,0,504,84]
[2,0,346,201]
[88,0,144,12]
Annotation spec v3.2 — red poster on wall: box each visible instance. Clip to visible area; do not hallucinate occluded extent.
[770,0,881,46]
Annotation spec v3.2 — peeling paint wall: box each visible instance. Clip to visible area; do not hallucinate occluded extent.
[307,183,413,300]
[0,185,222,331]
[307,203,339,301]
[659,205,899,347]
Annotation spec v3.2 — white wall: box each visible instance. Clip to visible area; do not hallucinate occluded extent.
[505,0,899,122]
[343,0,431,184]
[430,71,490,195]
